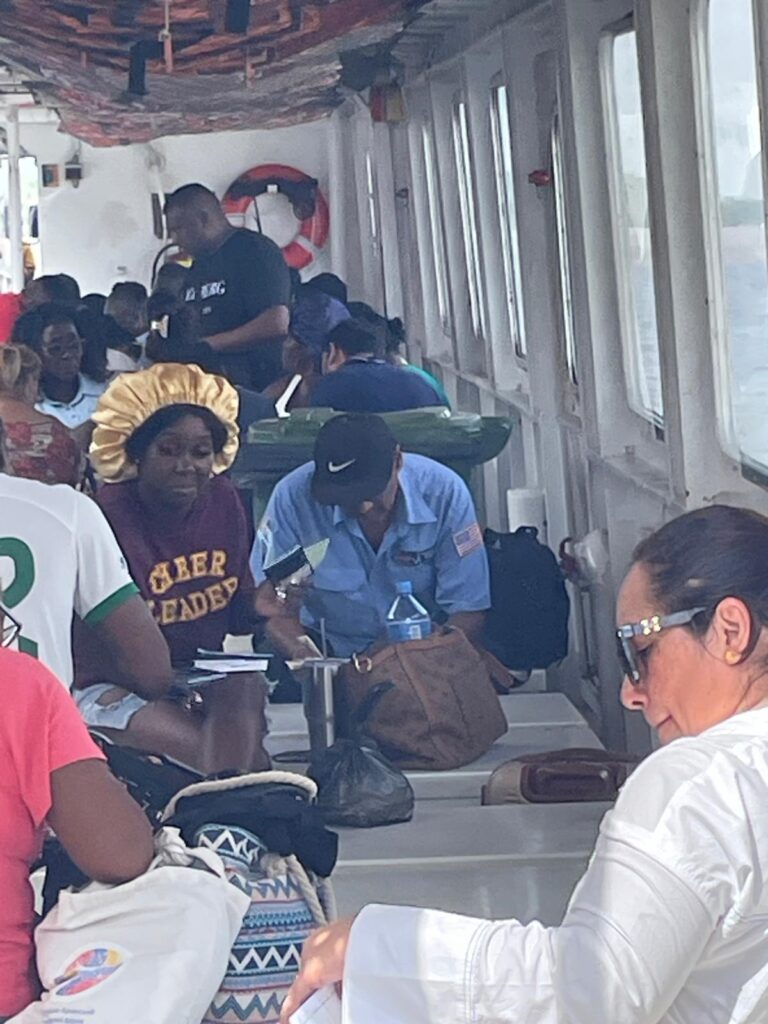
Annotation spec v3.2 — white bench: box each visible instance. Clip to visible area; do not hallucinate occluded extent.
[333,800,609,922]
[266,692,603,805]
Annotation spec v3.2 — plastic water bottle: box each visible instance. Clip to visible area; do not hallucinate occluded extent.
[386,581,432,642]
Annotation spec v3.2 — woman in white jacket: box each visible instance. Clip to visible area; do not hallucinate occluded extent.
[282,504,768,1024]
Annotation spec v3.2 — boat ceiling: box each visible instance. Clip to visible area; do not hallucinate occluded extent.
[0,0,427,145]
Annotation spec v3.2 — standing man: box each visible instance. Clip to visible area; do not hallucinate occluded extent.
[164,183,291,390]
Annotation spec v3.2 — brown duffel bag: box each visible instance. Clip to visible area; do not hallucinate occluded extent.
[337,626,508,771]
[482,747,642,805]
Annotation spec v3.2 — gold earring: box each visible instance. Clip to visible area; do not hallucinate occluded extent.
[725,650,741,665]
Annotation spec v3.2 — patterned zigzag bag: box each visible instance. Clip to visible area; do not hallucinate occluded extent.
[161,772,336,1024]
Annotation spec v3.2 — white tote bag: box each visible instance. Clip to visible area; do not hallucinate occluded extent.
[10,828,249,1024]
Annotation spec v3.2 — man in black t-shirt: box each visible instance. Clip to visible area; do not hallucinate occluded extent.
[164,183,291,389]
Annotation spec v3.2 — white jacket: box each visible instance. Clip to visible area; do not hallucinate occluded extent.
[343,706,768,1024]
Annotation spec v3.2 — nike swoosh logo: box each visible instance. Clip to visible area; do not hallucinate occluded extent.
[328,460,356,473]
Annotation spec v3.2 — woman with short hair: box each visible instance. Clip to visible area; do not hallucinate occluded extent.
[283,504,768,1024]
[23,303,106,444]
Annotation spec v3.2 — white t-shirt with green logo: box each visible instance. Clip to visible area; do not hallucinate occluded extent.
[0,475,138,687]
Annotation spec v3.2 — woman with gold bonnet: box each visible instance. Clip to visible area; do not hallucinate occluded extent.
[73,362,270,773]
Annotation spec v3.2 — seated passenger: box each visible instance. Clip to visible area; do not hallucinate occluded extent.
[22,273,80,312]
[105,281,149,371]
[80,362,271,773]
[299,272,349,306]
[0,344,82,486]
[153,261,190,301]
[348,301,451,408]
[310,319,445,413]
[25,303,106,433]
[0,425,173,698]
[283,504,768,1024]
[252,413,489,659]
[105,281,149,341]
[0,647,153,1021]
[70,304,132,380]
[0,290,22,344]
[81,292,107,316]
[263,292,351,413]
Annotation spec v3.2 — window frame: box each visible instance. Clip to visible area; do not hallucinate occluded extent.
[420,119,453,336]
[489,76,527,362]
[600,24,666,430]
[451,93,488,342]
[550,111,580,391]
[363,149,380,248]
[691,0,768,472]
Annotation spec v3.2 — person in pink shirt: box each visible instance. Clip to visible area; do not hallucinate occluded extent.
[0,644,153,1019]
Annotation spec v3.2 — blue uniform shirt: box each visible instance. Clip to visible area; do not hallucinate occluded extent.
[309,359,444,413]
[251,453,490,657]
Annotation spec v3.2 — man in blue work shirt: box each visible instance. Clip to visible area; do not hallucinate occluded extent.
[309,319,444,413]
[251,413,490,660]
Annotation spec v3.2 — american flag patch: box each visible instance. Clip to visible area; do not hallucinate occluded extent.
[453,522,483,558]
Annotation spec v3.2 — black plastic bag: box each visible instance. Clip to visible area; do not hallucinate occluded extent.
[308,684,415,828]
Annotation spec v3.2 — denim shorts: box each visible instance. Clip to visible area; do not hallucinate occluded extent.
[74,684,148,731]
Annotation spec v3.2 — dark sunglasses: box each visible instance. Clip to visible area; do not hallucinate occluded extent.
[616,606,706,685]
[0,605,21,649]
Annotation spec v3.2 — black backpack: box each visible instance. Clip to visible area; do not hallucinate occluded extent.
[483,527,570,671]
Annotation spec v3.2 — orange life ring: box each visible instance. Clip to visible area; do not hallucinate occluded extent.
[221,163,330,271]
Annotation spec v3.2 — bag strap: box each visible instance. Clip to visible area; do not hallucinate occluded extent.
[152,826,228,879]
[284,854,331,925]
[160,770,318,822]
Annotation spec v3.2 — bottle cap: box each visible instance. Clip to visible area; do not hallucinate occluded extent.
[396,580,413,595]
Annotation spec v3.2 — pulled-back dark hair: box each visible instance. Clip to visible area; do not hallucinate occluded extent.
[327,318,383,358]
[126,404,228,464]
[632,505,768,637]
[346,301,405,354]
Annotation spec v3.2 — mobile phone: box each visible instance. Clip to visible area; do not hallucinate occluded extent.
[264,540,329,592]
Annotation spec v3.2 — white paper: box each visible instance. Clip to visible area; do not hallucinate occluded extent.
[193,658,269,673]
[290,986,343,1024]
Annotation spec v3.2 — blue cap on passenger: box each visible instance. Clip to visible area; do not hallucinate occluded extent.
[290,293,351,354]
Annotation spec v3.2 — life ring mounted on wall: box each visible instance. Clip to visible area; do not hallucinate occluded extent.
[221,163,330,270]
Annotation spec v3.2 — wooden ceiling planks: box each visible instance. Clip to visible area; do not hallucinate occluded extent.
[0,0,422,144]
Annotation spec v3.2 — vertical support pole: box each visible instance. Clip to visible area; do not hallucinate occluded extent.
[327,112,348,279]
[6,107,24,293]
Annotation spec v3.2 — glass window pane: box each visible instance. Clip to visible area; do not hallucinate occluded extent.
[452,99,487,339]
[421,124,451,329]
[365,150,379,242]
[490,84,527,358]
[707,0,768,467]
[552,115,578,385]
[609,31,664,424]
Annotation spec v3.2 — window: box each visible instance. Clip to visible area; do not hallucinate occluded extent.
[703,0,768,469]
[364,150,379,244]
[605,30,664,425]
[552,114,578,385]
[490,82,527,358]
[451,98,487,339]
[421,124,451,330]
[0,154,39,292]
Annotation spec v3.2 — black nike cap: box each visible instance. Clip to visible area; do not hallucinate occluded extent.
[311,413,398,507]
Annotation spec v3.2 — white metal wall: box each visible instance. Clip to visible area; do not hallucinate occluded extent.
[335,0,768,750]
